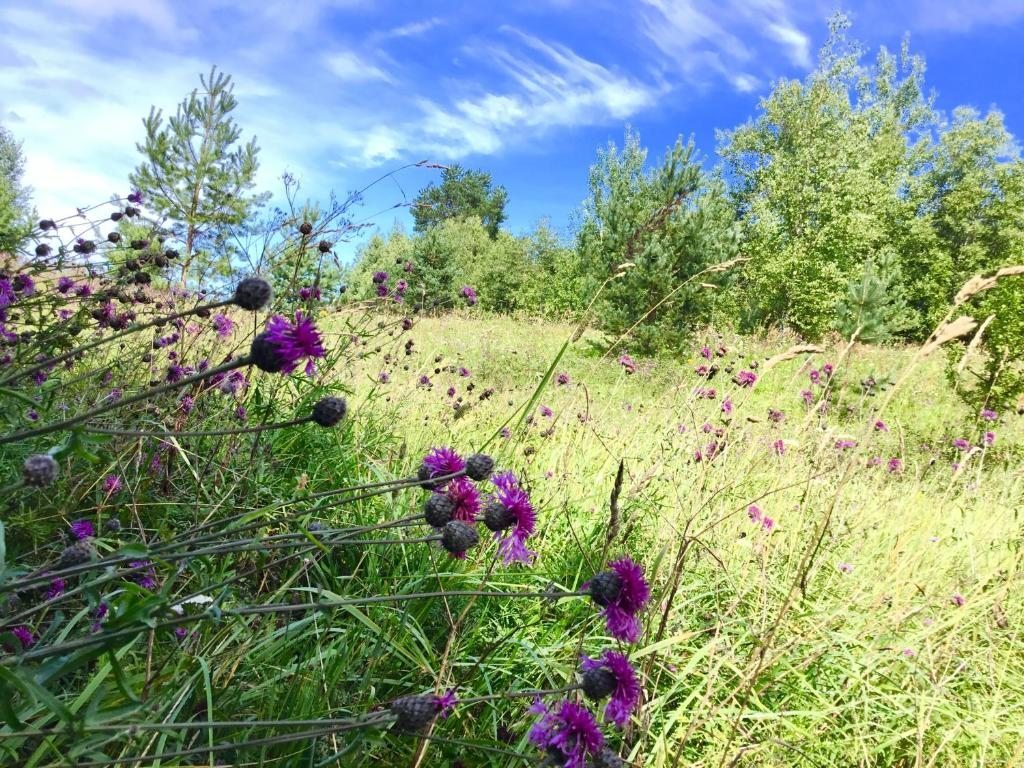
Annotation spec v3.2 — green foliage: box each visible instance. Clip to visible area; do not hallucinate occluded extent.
[520,221,589,317]
[130,67,268,285]
[577,129,740,354]
[720,13,934,339]
[835,250,913,342]
[0,124,32,252]
[412,164,508,238]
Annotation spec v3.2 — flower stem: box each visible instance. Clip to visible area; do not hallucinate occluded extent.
[82,415,312,438]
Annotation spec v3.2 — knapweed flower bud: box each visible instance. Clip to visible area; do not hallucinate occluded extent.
[581,667,618,700]
[424,494,455,527]
[587,572,622,607]
[130,239,149,250]
[390,695,440,732]
[592,748,627,768]
[107,232,121,243]
[164,248,179,260]
[317,240,332,253]
[110,211,123,222]
[465,453,494,481]
[299,221,313,235]
[38,219,56,231]
[35,244,50,257]
[23,454,59,487]
[483,499,515,532]
[124,205,139,218]
[104,519,122,533]
[250,332,285,373]
[233,277,273,311]
[311,396,347,427]
[441,520,478,556]
[58,540,95,568]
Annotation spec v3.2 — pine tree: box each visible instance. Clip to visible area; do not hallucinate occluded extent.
[835,251,911,342]
[130,67,267,286]
[412,165,508,238]
[0,124,32,252]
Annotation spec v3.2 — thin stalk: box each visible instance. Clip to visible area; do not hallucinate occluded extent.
[0,357,250,445]
[82,415,312,438]
[0,298,233,386]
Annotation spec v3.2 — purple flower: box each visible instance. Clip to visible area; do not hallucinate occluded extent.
[581,650,641,727]
[458,366,471,377]
[179,395,195,414]
[772,439,785,456]
[761,516,775,532]
[70,519,95,540]
[835,439,857,450]
[556,372,570,385]
[801,390,814,406]
[528,700,603,768]
[423,446,466,478]
[592,557,650,643]
[45,578,66,599]
[234,405,248,422]
[418,375,432,388]
[540,405,553,418]
[166,364,186,383]
[446,386,456,398]
[734,370,757,387]
[57,276,75,293]
[695,365,710,377]
[874,420,888,432]
[0,279,15,309]
[809,370,821,385]
[721,399,733,415]
[91,602,109,633]
[981,409,998,422]
[129,561,158,590]
[262,312,326,375]
[951,593,965,607]
[768,408,785,423]
[75,284,92,298]
[838,562,853,574]
[618,354,636,374]
[376,283,389,297]
[11,626,35,649]
[372,271,389,284]
[822,363,834,377]
[298,286,322,301]
[460,285,478,306]
[887,457,903,473]
[378,371,391,384]
[13,274,35,296]
[127,189,144,205]
[212,314,234,339]
[700,345,712,360]
[103,474,122,494]
[747,505,762,523]
[436,689,458,718]
[984,431,996,446]
[444,477,480,531]
[499,426,511,439]
[490,474,536,566]
[953,438,971,452]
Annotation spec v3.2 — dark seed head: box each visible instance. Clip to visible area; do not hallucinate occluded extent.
[311,396,347,427]
[390,695,439,732]
[308,521,326,532]
[23,454,59,487]
[416,464,440,491]
[317,240,332,253]
[124,205,139,218]
[164,248,179,259]
[424,494,455,527]
[465,453,494,481]
[35,243,50,257]
[130,239,149,250]
[441,520,479,555]
[591,747,627,768]
[38,219,56,231]
[299,221,313,235]
[250,332,285,373]
[58,540,95,568]
[588,571,623,607]
[104,519,122,533]
[483,500,514,532]
[133,271,151,285]
[581,667,617,700]
[233,277,273,311]
[107,232,121,243]
[110,211,123,222]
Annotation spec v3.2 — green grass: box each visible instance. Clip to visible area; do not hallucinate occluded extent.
[3,306,1022,767]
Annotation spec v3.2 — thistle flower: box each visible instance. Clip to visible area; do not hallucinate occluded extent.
[887,457,903,473]
[56,276,75,293]
[772,439,785,456]
[103,474,122,494]
[45,577,67,599]
[540,405,553,418]
[838,562,854,574]
[129,560,159,590]
[23,454,59,487]
[587,557,650,643]
[390,690,458,732]
[379,371,391,384]
[311,396,347,427]
[528,699,603,768]
[460,285,478,306]
[212,314,235,339]
[233,277,273,311]
[874,420,888,432]
[761,516,775,532]
[953,438,971,451]
[251,312,325,375]
[421,446,465,485]
[441,519,479,558]
[984,431,996,446]
[801,390,814,406]
[951,593,966,607]
[70,519,95,540]
[747,505,762,523]
[484,473,536,566]
[981,409,998,422]
[618,354,636,374]
[734,370,757,387]
[721,399,732,415]
[372,271,389,284]
[557,372,570,385]
[580,651,641,727]
[700,345,712,360]
[768,408,785,423]
[10,626,35,650]
[444,476,481,524]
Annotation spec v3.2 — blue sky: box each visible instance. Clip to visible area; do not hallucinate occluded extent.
[2,0,1022,256]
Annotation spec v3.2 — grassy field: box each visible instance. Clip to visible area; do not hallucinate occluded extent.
[3,306,1022,768]
[333,310,1024,767]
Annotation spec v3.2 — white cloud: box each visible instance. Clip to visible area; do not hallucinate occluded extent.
[767,21,811,68]
[381,17,444,39]
[324,51,393,83]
